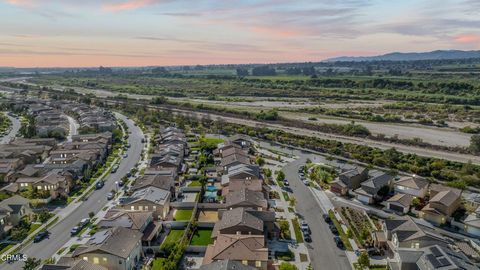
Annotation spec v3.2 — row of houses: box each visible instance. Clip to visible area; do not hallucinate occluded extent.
[202,136,273,270]
[330,165,465,228]
[62,103,116,133]
[0,133,114,239]
[42,127,189,270]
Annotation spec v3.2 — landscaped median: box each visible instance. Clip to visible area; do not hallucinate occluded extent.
[328,209,353,251]
[292,218,304,243]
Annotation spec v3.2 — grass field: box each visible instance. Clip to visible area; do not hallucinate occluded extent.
[161,229,185,250]
[174,209,193,221]
[190,229,213,246]
[188,180,202,187]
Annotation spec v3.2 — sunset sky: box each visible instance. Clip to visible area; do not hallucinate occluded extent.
[1,0,479,67]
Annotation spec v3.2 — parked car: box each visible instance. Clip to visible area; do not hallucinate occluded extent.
[334,236,344,249]
[283,180,290,186]
[79,218,90,227]
[123,153,128,158]
[95,180,104,189]
[323,214,331,223]
[111,165,119,173]
[300,221,310,233]
[70,226,81,236]
[329,224,338,234]
[304,234,312,243]
[107,192,115,200]
[34,231,49,243]
[118,181,125,187]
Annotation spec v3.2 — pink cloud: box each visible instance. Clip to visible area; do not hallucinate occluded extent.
[251,26,302,38]
[6,0,39,7]
[103,0,158,12]
[454,34,480,43]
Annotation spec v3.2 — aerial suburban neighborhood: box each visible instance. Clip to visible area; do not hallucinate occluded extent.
[1,1,480,270]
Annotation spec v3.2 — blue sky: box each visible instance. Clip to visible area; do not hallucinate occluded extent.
[1,0,479,67]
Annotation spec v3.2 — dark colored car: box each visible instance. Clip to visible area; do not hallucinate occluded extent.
[329,224,338,234]
[304,234,312,242]
[34,231,49,243]
[334,236,344,249]
[95,180,104,189]
[323,214,331,223]
[70,226,81,236]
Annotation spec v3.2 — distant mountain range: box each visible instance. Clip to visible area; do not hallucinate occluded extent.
[324,50,480,62]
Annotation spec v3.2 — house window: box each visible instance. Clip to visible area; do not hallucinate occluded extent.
[103,257,107,262]
[144,206,149,210]
[138,206,143,211]
[93,257,99,264]
[130,206,135,211]
[83,257,88,261]
[256,261,262,267]
[153,206,157,210]
[242,260,248,265]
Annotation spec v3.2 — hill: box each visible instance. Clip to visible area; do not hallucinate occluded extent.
[324,50,480,62]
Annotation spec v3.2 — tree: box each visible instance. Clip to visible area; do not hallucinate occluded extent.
[411,197,421,209]
[279,262,298,270]
[357,252,370,269]
[256,156,265,166]
[276,170,285,182]
[23,257,41,270]
[289,197,296,207]
[469,134,480,154]
[236,68,249,76]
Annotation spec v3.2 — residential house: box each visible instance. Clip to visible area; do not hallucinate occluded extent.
[212,208,264,239]
[0,158,23,183]
[421,184,462,225]
[0,195,32,237]
[72,227,142,270]
[41,259,107,270]
[386,193,414,214]
[98,209,161,247]
[388,245,477,270]
[463,206,480,237]
[330,166,368,195]
[218,153,251,174]
[120,186,170,220]
[228,134,252,149]
[226,188,268,211]
[355,170,394,204]
[16,170,74,199]
[394,176,429,199]
[130,172,176,197]
[200,260,256,270]
[377,217,447,253]
[203,234,268,270]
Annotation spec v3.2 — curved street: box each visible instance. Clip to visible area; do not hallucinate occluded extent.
[0,113,21,144]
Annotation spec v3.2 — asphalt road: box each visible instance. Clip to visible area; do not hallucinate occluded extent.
[0,113,143,269]
[0,113,20,144]
[282,157,351,270]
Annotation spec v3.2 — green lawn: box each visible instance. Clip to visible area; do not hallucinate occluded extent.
[190,229,213,246]
[0,243,13,254]
[282,191,290,201]
[174,209,193,221]
[201,137,224,145]
[188,180,202,187]
[292,218,304,243]
[161,229,185,250]
[28,223,41,234]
